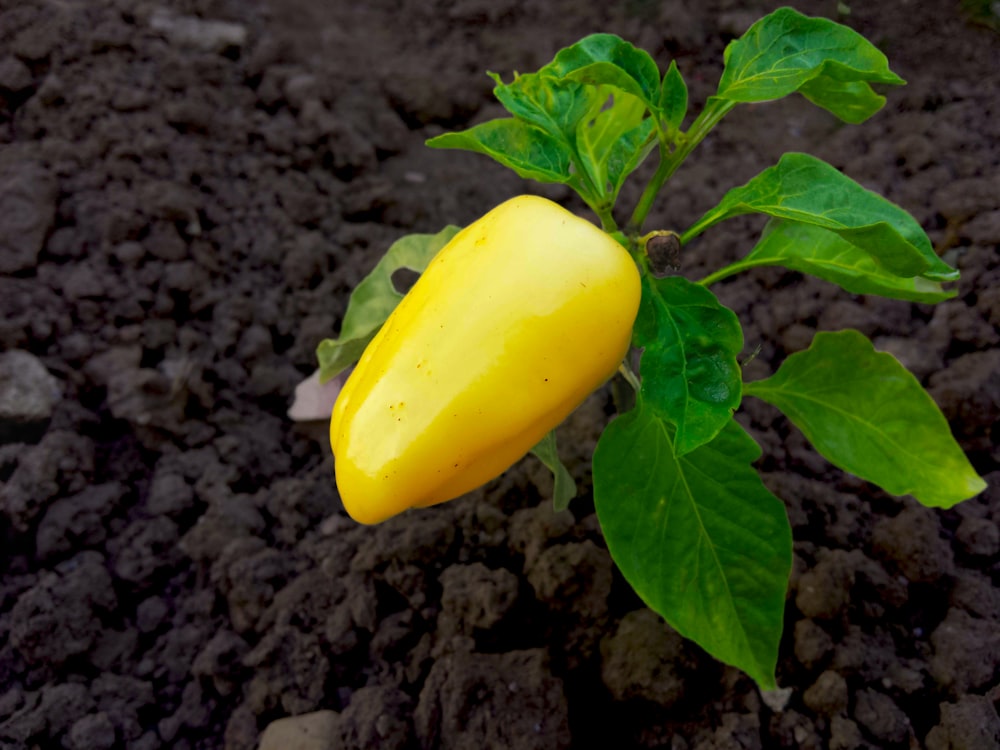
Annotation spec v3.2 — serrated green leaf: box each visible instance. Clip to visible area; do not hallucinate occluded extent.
[426,119,575,184]
[530,431,577,512]
[574,89,656,204]
[540,33,661,109]
[739,220,956,303]
[604,118,657,201]
[490,72,601,148]
[634,276,743,456]
[659,60,688,129]
[744,330,987,508]
[717,7,904,123]
[578,88,646,165]
[316,226,460,381]
[684,152,958,282]
[594,405,792,690]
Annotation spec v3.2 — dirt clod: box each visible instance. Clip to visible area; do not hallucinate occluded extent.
[0,0,996,747]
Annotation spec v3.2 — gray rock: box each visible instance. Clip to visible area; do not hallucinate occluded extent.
[149,10,247,53]
[415,649,570,750]
[955,516,999,558]
[0,56,32,92]
[438,562,519,637]
[111,516,181,587]
[0,163,56,274]
[854,689,910,744]
[873,504,954,583]
[930,608,1000,693]
[0,350,60,443]
[601,608,688,706]
[258,710,339,750]
[9,551,117,665]
[803,670,848,716]
[829,715,863,750]
[35,482,124,560]
[66,712,116,750]
[925,695,1000,750]
[339,686,413,750]
[793,619,834,670]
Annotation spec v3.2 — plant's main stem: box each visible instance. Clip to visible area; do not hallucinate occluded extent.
[628,98,737,234]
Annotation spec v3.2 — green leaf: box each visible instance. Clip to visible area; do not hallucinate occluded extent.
[316,226,460,381]
[740,220,956,303]
[578,88,646,166]
[634,276,743,456]
[575,89,656,204]
[426,119,575,185]
[744,330,987,508]
[490,72,601,148]
[717,6,904,123]
[798,75,886,125]
[684,152,958,282]
[540,33,661,109]
[593,404,792,690]
[659,60,688,129]
[604,118,657,201]
[530,431,578,512]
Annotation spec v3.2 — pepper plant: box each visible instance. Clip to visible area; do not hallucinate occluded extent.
[316,7,986,689]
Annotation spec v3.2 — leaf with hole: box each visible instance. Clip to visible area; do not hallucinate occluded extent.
[317,226,460,381]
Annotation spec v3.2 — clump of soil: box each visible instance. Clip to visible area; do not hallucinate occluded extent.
[1,1,997,749]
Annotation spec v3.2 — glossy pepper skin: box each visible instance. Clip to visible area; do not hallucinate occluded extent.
[331,195,641,524]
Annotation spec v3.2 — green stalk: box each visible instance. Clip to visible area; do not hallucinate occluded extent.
[618,361,642,391]
[697,258,773,286]
[627,98,737,234]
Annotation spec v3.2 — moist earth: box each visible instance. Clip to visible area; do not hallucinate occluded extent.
[1,1,998,748]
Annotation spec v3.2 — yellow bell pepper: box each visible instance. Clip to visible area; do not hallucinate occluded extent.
[330,195,641,524]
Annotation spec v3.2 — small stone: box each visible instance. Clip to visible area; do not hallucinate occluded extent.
[146,472,195,516]
[0,56,32,92]
[794,619,834,669]
[925,695,1000,750]
[149,10,248,53]
[601,609,687,706]
[854,689,910,744]
[829,715,863,750]
[136,596,169,633]
[63,265,106,300]
[0,350,60,443]
[955,516,999,557]
[760,687,792,713]
[0,162,57,274]
[113,241,146,265]
[284,74,319,110]
[935,176,1000,221]
[803,670,848,716]
[961,209,1000,244]
[258,710,341,750]
[873,505,954,583]
[929,608,1000,693]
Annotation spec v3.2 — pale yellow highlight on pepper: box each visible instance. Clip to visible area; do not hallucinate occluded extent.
[330,195,641,524]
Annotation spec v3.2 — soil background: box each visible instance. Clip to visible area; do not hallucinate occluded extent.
[1,1,999,749]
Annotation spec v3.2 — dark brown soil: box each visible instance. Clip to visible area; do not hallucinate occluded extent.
[1,1,998,748]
